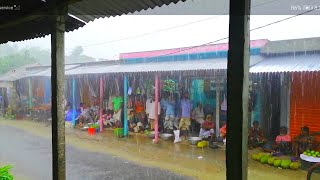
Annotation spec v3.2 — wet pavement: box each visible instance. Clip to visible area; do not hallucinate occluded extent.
[1,119,320,180]
[0,125,192,180]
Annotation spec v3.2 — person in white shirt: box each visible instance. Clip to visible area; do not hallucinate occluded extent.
[192,102,205,125]
[145,95,160,131]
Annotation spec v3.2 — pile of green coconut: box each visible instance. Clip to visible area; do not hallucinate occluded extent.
[251,153,300,170]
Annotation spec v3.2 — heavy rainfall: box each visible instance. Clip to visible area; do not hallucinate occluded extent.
[1,0,320,180]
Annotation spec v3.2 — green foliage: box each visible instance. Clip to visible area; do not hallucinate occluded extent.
[0,53,38,74]
[0,165,14,180]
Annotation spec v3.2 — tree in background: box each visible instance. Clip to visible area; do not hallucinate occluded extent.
[67,46,94,64]
[0,50,38,74]
[0,44,96,74]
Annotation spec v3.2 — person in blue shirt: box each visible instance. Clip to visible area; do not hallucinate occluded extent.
[162,94,176,133]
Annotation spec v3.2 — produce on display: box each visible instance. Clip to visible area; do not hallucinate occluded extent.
[90,124,100,129]
[197,141,209,148]
[0,165,14,180]
[303,150,320,158]
[251,153,300,170]
[289,162,300,170]
[281,160,292,169]
[260,155,269,164]
[267,157,276,165]
[273,159,282,167]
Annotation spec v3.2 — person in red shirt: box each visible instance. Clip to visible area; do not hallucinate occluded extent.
[260,126,292,155]
[199,115,215,139]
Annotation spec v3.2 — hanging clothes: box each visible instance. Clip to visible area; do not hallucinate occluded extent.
[145,99,160,120]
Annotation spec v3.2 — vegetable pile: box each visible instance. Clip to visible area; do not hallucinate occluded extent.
[0,165,14,180]
[303,150,320,158]
[144,130,151,135]
[251,153,300,170]
[90,124,100,129]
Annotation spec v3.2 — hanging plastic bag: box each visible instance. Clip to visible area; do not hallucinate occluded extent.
[174,130,181,143]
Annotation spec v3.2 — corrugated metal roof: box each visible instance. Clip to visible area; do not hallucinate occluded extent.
[26,64,80,77]
[0,15,85,44]
[65,56,263,75]
[0,64,47,82]
[250,54,320,73]
[0,0,186,44]
[260,37,320,55]
[69,0,186,23]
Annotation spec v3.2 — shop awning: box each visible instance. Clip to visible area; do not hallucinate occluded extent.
[27,64,81,77]
[65,56,263,75]
[250,54,320,73]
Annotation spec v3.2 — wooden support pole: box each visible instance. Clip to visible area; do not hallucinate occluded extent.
[51,5,67,180]
[72,78,76,127]
[215,80,220,137]
[99,76,104,132]
[226,0,250,179]
[28,78,32,110]
[154,73,160,143]
[123,74,128,136]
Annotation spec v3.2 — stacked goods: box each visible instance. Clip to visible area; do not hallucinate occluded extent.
[251,153,301,170]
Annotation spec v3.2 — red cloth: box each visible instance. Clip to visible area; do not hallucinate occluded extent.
[275,134,291,143]
[202,121,215,129]
[220,124,227,134]
[135,100,144,113]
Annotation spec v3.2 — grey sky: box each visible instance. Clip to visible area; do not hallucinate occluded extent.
[13,0,320,59]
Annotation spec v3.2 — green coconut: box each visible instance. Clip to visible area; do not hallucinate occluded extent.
[267,157,276,165]
[256,154,264,161]
[281,160,292,169]
[290,162,300,170]
[260,156,269,164]
[251,154,258,161]
[274,159,282,167]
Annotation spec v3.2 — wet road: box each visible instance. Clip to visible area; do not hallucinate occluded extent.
[0,125,191,180]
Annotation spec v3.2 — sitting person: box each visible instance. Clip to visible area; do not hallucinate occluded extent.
[218,124,227,143]
[293,126,315,158]
[261,126,292,155]
[199,115,215,140]
[102,109,114,128]
[128,110,137,132]
[133,113,147,133]
[248,121,267,148]
[76,103,94,127]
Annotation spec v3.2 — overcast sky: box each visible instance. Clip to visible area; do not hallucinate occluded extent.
[12,0,320,59]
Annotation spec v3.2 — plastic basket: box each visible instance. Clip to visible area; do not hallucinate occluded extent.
[114,128,124,137]
[88,127,95,135]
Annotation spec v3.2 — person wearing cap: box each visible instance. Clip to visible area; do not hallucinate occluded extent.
[199,115,215,139]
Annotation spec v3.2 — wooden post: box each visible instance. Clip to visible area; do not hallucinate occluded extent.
[227,0,250,179]
[99,76,104,132]
[123,74,128,136]
[72,78,76,127]
[51,5,67,180]
[215,79,220,137]
[154,73,159,143]
[28,78,33,110]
